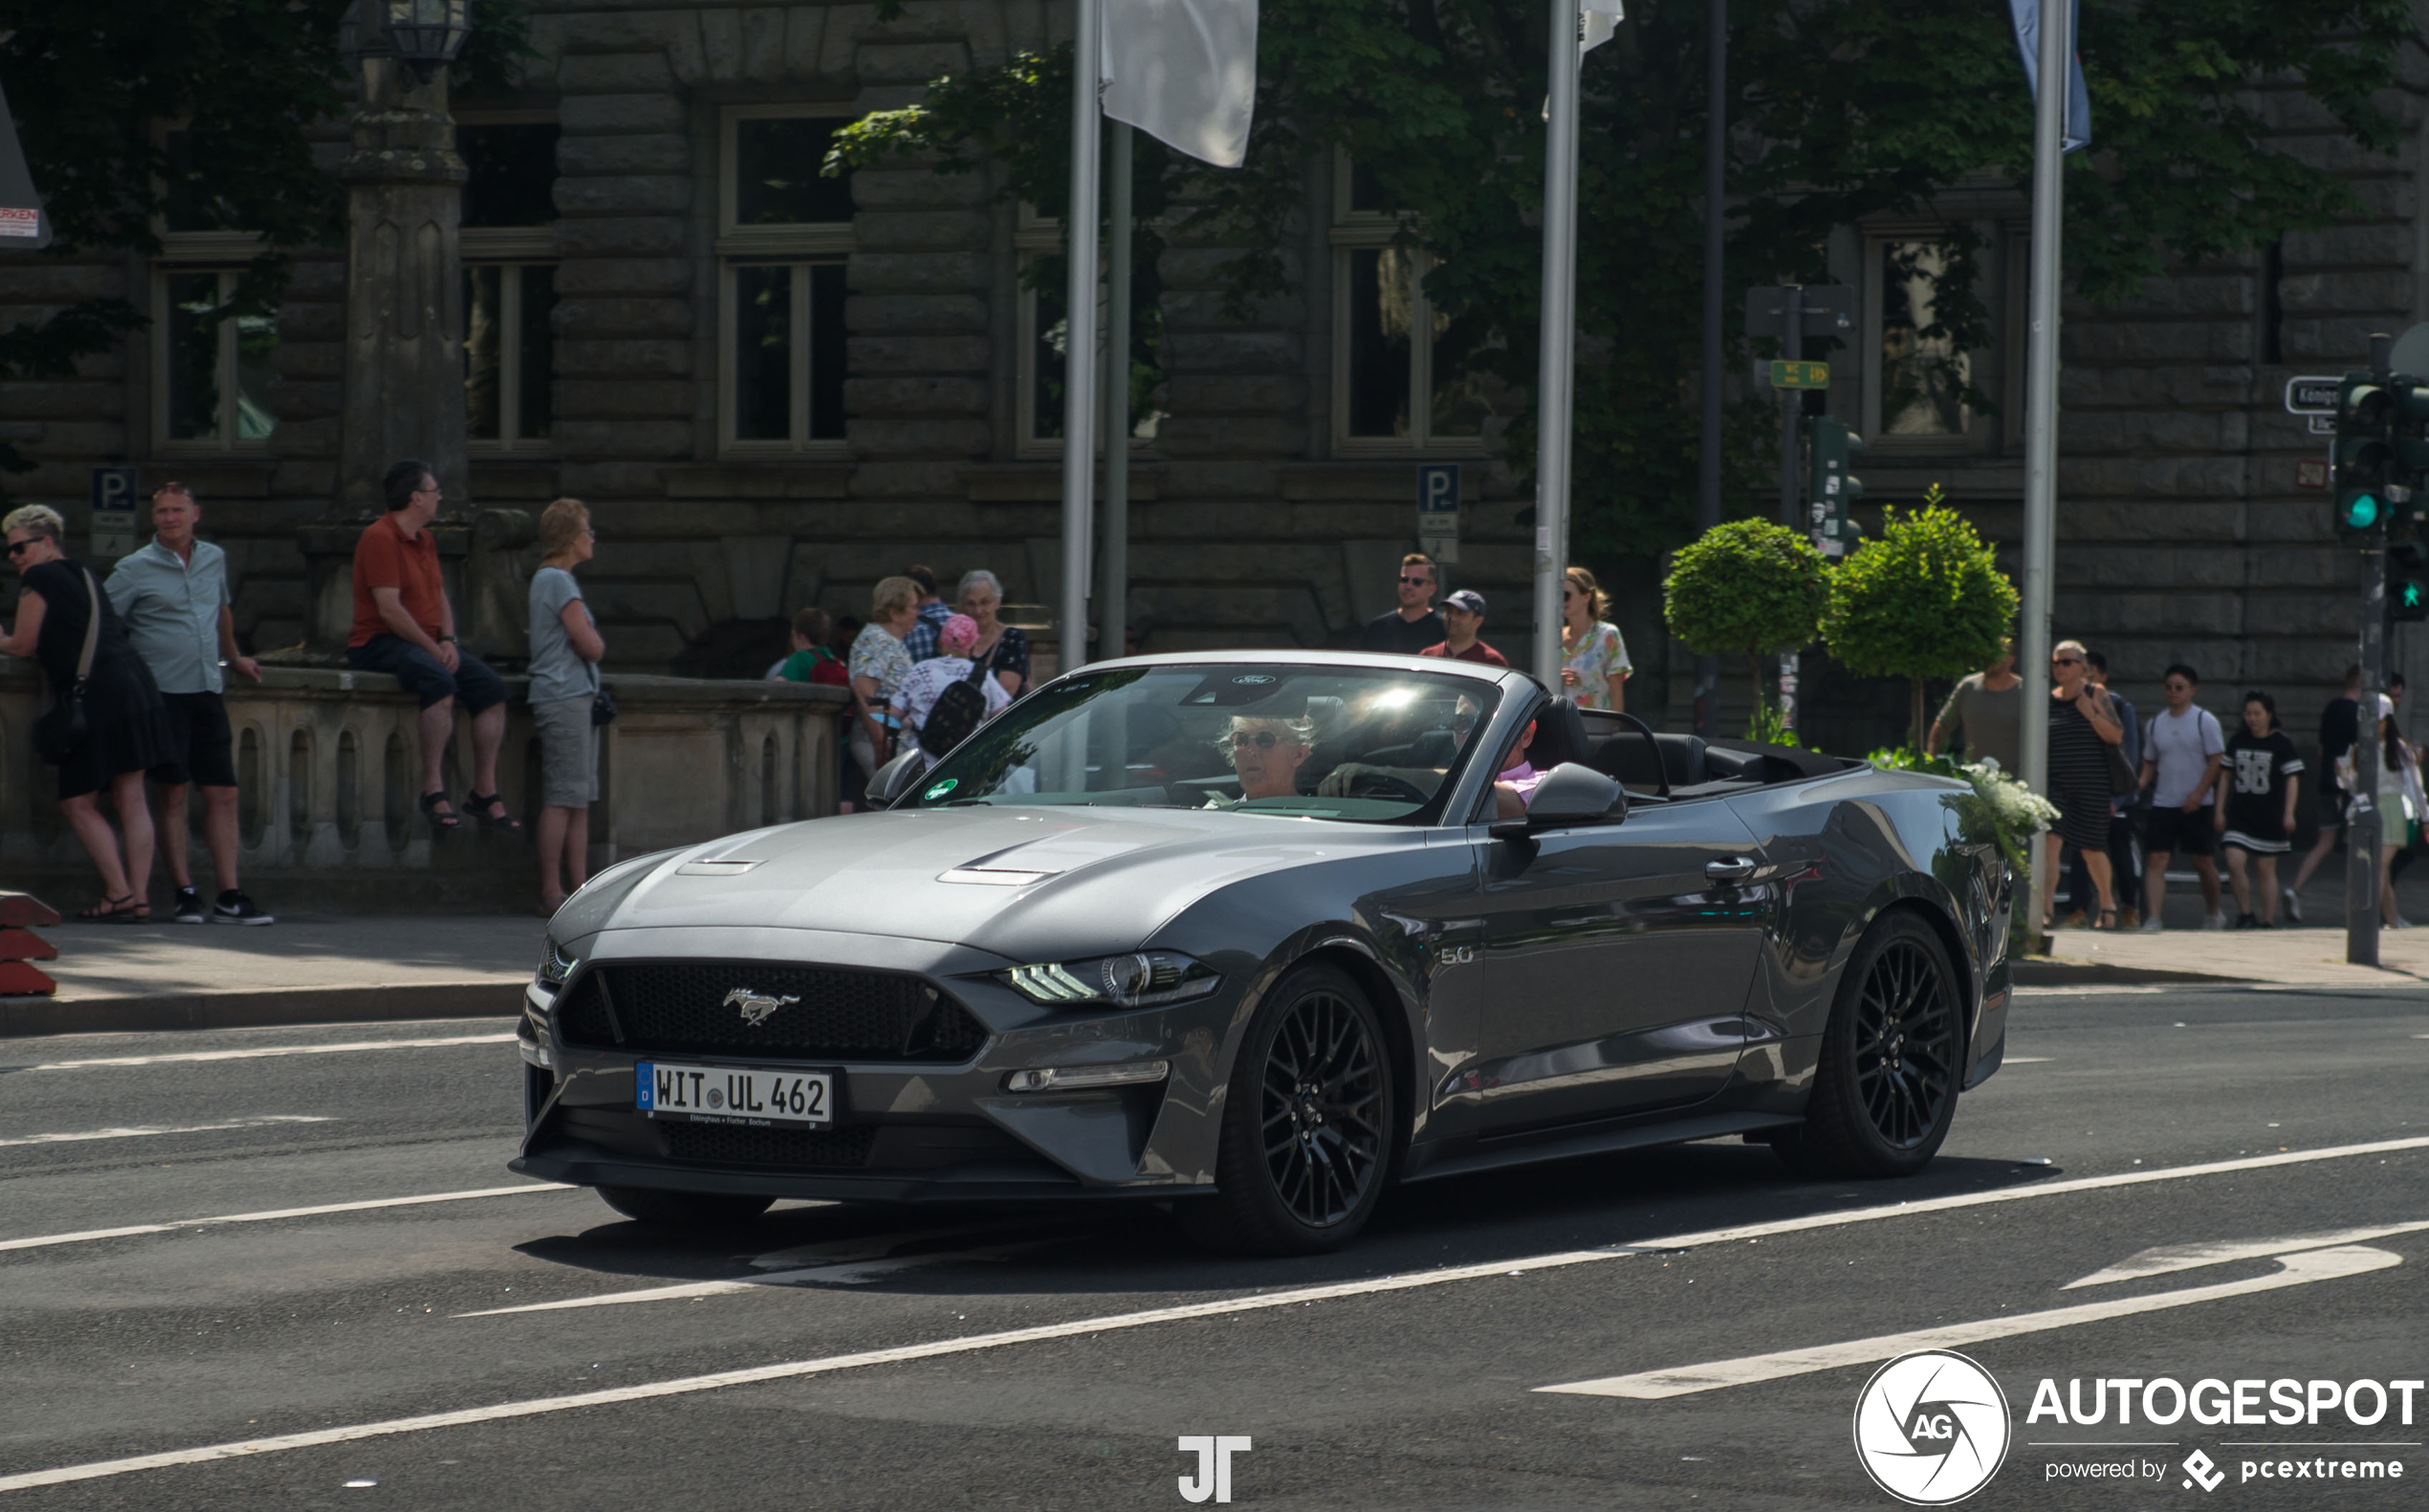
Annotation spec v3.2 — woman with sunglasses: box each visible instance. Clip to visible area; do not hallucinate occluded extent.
[1216,715,1315,801]
[2044,639,2126,930]
[1557,566,1631,712]
[2,504,176,922]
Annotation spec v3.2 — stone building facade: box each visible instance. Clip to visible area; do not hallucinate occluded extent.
[4,1,2426,750]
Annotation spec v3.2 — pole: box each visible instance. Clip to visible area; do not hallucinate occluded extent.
[1774,286,1801,734]
[1058,2,1104,676]
[2019,0,2069,945]
[2349,331,2393,966]
[1531,0,1583,690]
[1695,0,1726,740]
[1101,123,1132,663]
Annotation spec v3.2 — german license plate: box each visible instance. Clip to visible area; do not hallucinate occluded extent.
[637,1062,833,1128]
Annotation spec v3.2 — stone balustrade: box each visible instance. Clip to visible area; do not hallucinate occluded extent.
[0,659,847,911]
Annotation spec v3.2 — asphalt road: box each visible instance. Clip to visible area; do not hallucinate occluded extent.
[2,984,2424,1510]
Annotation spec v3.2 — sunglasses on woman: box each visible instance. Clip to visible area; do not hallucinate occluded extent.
[5,539,36,558]
[1230,730,1283,751]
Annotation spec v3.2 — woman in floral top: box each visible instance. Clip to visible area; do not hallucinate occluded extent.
[1559,566,1632,712]
[847,577,920,798]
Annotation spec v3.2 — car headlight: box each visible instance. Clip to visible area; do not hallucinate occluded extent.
[536,938,579,989]
[1001,952,1221,1008]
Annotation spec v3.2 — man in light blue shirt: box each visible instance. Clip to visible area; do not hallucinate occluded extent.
[104,483,272,925]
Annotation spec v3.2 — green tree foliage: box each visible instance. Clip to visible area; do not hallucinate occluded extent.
[0,0,530,479]
[1663,518,1827,727]
[833,0,2408,572]
[1823,493,2020,748]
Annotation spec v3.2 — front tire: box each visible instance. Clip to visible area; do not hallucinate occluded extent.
[1775,910,1963,1178]
[596,1185,776,1227]
[1181,962,1395,1256]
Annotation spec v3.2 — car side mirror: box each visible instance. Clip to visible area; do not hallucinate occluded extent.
[870,748,928,808]
[1489,762,1628,840]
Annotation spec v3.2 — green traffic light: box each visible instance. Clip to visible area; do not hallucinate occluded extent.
[2347,493,2383,529]
[2407,583,2425,610]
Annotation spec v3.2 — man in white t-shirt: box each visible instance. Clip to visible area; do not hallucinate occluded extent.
[2137,662,2226,931]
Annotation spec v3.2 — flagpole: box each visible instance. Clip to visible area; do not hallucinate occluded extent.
[1532,0,1582,690]
[1060,0,1105,676]
[2019,0,2068,941]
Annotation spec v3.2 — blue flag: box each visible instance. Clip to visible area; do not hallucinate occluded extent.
[2009,0,2091,154]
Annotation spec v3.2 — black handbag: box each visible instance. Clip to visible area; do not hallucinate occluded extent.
[31,568,100,765]
[589,662,616,727]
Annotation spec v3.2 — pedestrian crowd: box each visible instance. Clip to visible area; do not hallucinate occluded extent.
[1927,637,2424,932]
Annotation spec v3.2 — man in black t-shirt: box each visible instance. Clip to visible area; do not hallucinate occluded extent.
[2285,664,2361,920]
[1356,553,1447,655]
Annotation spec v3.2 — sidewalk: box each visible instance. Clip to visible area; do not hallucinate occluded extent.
[0,914,541,1037]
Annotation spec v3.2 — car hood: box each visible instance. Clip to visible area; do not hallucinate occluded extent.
[592,805,1402,955]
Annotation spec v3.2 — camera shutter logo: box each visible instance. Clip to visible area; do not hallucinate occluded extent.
[723,987,799,1026]
[1851,1349,2011,1504]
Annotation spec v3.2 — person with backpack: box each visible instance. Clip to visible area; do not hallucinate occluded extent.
[887,614,1011,771]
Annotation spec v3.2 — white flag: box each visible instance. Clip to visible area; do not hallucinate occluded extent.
[1580,0,1623,55]
[1102,0,1258,169]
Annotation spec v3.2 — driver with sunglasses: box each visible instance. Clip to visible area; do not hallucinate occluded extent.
[1210,715,1316,803]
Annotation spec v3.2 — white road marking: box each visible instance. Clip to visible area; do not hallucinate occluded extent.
[2061,1219,2429,1288]
[2004,1057,2054,1063]
[456,1231,1075,1315]
[1536,1245,2403,1400]
[2012,985,2179,997]
[21,1034,514,1070]
[7,1135,2428,1493]
[0,1185,576,1255]
[0,1116,334,1148]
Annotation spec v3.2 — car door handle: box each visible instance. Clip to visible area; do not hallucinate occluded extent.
[1704,857,1758,882]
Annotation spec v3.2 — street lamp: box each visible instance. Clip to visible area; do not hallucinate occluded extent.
[344,0,471,82]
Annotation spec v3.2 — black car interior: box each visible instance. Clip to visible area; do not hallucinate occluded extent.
[1551,699,1865,801]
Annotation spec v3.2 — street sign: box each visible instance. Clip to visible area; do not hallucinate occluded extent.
[2285,375,2343,415]
[1416,463,1459,565]
[89,465,139,559]
[1768,360,1830,389]
[2296,458,2330,490]
[2309,414,2335,435]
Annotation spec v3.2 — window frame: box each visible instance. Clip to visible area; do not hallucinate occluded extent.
[717,104,859,254]
[1327,156,1490,458]
[1859,224,2006,456]
[1012,204,1163,461]
[716,106,856,458]
[462,252,557,456]
[149,264,278,454]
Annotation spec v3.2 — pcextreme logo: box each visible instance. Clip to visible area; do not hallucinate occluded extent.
[1852,1350,2013,1505]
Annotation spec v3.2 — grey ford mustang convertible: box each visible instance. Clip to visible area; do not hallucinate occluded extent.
[514,650,2015,1254]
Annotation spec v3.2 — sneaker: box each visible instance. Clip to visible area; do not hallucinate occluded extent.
[2203,911,2229,931]
[171,887,207,925]
[2137,915,2165,933]
[211,890,274,926]
[2281,887,2302,924]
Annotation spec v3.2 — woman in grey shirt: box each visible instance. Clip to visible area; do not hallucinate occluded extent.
[529,499,604,915]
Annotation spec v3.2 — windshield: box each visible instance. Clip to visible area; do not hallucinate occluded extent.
[904,664,1504,822]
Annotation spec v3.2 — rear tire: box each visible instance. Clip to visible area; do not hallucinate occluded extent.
[1774,910,1963,1179]
[596,1185,776,1227]
[1180,962,1395,1256]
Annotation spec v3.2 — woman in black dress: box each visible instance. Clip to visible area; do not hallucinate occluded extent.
[2044,639,2128,930]
[2,505,175,921]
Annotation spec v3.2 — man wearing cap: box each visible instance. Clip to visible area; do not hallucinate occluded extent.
[1419,590,1508,667]
[104,482,274,925]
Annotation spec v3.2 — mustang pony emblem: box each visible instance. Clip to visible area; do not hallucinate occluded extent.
[723,987,800,1026]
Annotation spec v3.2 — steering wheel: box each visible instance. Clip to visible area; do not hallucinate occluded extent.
[1604,711,1672,798]
[1344,771,1430,803]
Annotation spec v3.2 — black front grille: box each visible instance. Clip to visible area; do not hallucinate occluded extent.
[660,1122,879,1168]
[556,963,990,1062]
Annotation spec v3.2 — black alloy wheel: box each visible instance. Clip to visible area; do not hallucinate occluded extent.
[1774,910,1962,1178]
[1183,962,1395,1255]
[596,1185,776,1227]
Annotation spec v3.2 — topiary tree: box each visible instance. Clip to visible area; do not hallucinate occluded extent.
[1822,493,2020,751]
[1664,519,1828,735]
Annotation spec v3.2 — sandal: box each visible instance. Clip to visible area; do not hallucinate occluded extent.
[77,893,147,924]
[2093,908,2120,931]
[420,791,463,832]
[465,792,522,832]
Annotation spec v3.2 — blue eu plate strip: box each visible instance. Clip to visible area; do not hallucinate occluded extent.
[636,1063,654,1110]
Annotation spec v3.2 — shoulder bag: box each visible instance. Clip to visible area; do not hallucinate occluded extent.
[589,659,617,727]
[2088,690,2136,793]
[32,568,101,765]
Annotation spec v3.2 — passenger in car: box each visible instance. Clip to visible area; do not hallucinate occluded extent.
[1492,720,1543,819]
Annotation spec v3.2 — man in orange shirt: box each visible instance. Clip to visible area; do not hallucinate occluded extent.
[343,459,515,833]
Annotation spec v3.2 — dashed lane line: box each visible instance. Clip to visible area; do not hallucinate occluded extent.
[0,1184,578,1255]
[18,1034,515,1070]
[4,1135,2425,1493]
[0,1116,335,1148]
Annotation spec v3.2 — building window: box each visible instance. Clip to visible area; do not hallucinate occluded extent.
[153,269,277,449]
[1015,207,1166,457]
[1329,158,1501,454]
[465,263,556,450]
[718,108,855,455]
[459,120,560,229]
[1863,234,1993,449]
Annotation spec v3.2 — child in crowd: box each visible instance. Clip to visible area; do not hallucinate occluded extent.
[2217,690,2304,929]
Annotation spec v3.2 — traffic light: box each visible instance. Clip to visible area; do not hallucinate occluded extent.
[2335,372,2393,536]
[1806,416,1864,557]
[2392,543,2429,623]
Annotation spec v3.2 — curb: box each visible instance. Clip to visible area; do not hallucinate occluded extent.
[0,979,528,1038]
[2012,958,2256,986]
